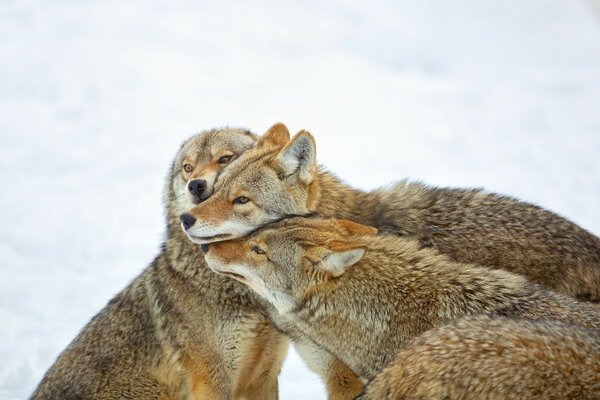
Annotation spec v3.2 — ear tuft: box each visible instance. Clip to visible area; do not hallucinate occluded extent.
[337,220,378,236]
[276,130,316,184]
[259,122,290,147]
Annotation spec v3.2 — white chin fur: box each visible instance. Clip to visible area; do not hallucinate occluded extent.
[240,269,295,313]
[206,261,295,314]
[203,255,223,274]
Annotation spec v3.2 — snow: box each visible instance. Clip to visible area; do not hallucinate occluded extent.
[1,0,599,398]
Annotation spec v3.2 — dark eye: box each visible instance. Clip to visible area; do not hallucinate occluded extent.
[252,245,265,255]
[217,155,233,164]
[183,163,193,173]
[233,196,250,205]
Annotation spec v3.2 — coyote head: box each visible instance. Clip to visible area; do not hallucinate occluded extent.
[180,122,320,244]
[167,127,257,219]
[203,217,377,313]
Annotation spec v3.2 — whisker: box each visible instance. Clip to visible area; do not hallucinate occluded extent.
[173,192,186,200]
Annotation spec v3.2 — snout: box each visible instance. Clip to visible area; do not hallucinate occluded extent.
[188,179,207,204]
[180,213,196,231]
[179,195,244,243]
[179,210,233,243]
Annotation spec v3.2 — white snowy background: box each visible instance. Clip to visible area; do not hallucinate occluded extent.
[1,0,599,398]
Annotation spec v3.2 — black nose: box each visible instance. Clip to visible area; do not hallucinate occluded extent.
[188,179,207,203]
[200,244,209,253]
[180,213,196,231]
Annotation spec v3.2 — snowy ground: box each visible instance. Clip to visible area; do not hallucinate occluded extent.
[1,0,599,398]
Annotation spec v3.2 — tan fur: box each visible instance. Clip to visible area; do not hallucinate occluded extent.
[31,128,288,400]
[186,122,600,302]
[359,315,600,400]
[204,217,600,382]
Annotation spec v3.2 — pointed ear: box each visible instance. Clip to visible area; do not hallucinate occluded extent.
[317,240,366,277]
[259,122,290,148]
[276,130,316,185]
[337,220,378,237]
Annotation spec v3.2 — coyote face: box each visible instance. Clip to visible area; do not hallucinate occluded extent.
[203,217,377,313]
[169,127,257,217]
[180,123,319,244]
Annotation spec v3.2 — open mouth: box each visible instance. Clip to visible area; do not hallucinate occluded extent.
[187,233,232,243]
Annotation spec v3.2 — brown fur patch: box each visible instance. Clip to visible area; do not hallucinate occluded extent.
[181,353,222,399]
[193,162,220,181]
[327,240,368,253]
[208,239,248,264]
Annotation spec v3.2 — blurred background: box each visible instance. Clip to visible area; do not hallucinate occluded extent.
[1,0,599,398]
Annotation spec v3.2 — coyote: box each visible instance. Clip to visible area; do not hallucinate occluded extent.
[182,122,600,302]
[203,217,600,381]
[31,128,289,399]
[359,315,600,400]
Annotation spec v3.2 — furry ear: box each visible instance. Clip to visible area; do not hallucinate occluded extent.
[316,240,367,277]
[337,220,378,237]
[259,122,290,147]
[276,130,316,184]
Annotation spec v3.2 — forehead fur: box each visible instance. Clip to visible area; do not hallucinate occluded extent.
[175,127,257,166]
[216,139,284,187]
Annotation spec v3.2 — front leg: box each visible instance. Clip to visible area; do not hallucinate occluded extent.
[235,327,289,400]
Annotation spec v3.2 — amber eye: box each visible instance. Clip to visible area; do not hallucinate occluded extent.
[233,196,250,205]
[217,155,233,164]
[183,163,193,173]
[252,245,265,255]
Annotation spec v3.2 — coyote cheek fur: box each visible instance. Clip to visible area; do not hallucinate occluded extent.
[204,217,600,382]
[31,127,289,400]
[187,122,600,302]
[359,315,600,400]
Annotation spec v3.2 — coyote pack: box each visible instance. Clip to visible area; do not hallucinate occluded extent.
[33,123,600,399]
